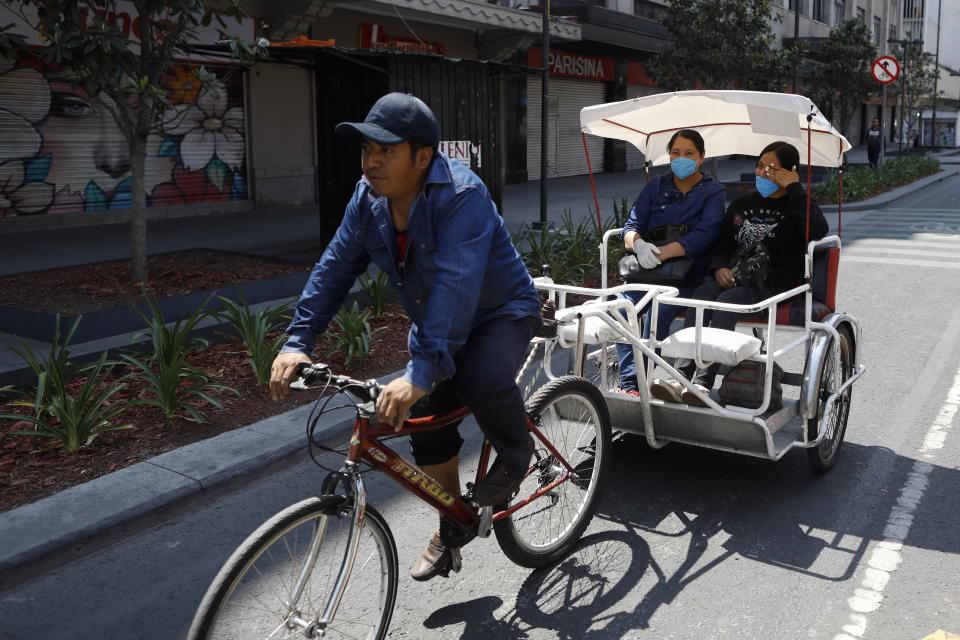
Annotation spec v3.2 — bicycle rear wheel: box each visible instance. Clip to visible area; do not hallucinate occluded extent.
[188,496,398,640]
[494,376,611,568]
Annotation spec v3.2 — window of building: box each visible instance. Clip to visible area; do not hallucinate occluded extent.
[903,0,923,19]
[812,0,825,21]
[874,16,882,44]
[857,7,865,23]
[834,0,846,23]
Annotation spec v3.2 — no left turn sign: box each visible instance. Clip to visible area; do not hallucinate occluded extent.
[873,56,900,83]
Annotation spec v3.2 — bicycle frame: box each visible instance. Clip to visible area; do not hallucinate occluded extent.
[312,393,581,633]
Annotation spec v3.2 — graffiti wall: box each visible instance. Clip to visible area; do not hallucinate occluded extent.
[0,54,248,218]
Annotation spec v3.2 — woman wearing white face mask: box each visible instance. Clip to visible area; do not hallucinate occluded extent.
[650,140,828,405]
[616,129,726,397]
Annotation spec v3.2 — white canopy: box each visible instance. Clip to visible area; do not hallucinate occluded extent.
[580,90,852,168]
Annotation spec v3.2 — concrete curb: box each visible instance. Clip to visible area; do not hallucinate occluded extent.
[820,167,960,213]
[0,376,395,589]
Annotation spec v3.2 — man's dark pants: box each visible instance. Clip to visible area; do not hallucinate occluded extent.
[408,315,538,481]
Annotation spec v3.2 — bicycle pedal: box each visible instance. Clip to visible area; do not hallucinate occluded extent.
[449,547,462,573]
[477,506,493,538]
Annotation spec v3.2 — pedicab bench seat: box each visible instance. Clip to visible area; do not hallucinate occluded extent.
[659,327,761,365]
[555,303,627,345]
[741,243,840,326]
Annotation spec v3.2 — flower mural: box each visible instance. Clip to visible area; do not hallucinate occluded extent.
[165,65,203,105]
[0,57,248,217]
[0,160,55,217]
[160,81,245,172]
[0,58,50,164]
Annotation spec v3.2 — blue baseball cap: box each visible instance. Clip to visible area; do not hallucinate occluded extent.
[335,92,440,149]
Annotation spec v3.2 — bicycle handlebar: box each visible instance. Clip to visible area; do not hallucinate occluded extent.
[293,361,381,404]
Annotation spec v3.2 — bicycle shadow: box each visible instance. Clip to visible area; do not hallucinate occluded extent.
[493,434,960,636]
[423,595,527,640]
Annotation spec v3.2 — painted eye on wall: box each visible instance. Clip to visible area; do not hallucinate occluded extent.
[50,93,95,118]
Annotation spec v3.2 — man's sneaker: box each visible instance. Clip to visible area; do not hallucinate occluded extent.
[616,387,642,397]
[474,437,534,507]
[680,383,712,407]
[410,531,461,581]
[650,378,683,403]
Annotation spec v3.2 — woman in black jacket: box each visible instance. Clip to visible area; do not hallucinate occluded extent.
[650,140,829,405]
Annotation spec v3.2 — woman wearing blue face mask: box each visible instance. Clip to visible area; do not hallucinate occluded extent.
[615,129,726,396]
[650,140,828,405]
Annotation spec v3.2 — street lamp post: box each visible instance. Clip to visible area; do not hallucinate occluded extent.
[931,0,942,148]
[792,0,802,94]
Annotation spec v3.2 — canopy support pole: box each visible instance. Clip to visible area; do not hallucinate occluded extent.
[837,167,843,238]
[581,132,603,232]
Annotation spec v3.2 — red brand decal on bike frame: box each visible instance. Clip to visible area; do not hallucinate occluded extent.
[390,460,456,505]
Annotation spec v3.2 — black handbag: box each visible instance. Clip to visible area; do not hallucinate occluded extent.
[730,240,773,296]
[618,223,696,286]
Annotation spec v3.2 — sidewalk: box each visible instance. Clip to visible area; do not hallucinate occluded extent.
[1,146,958,589]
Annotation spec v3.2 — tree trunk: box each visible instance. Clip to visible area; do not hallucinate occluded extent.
[130,134,148,283]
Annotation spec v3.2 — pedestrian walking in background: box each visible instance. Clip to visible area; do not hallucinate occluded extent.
[867,117,882,168]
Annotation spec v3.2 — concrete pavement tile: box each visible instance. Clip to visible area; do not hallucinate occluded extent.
[0,462,197,575]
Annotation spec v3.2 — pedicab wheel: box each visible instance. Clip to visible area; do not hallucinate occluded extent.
[188,496,398,640]
[494,376,612,568]
[576,342,619,393]
[806,325,854,474]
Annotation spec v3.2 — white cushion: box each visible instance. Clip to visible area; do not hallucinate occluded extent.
[659,327,761,365]
[555,304,631,346]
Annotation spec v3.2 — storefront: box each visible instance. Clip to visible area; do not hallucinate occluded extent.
[0,2,256,222]
[525,48,609,180]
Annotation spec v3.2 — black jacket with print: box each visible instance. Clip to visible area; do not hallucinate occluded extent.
[707,182,828,291]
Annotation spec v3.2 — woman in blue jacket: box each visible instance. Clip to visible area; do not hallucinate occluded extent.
[616,129,725,396]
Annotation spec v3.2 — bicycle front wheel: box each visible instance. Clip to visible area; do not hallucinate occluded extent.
[188,496,398,640]
[494,376,611,568]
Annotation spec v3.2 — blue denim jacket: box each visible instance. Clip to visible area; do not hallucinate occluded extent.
[282,152,540,392]
[622,172,726,280]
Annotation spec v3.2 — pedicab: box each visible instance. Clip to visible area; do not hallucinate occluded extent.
[524,90,866,473]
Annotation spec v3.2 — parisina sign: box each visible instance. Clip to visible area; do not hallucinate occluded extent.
[526,48,614,82]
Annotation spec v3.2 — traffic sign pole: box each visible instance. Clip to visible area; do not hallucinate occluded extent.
[872,56,899,167]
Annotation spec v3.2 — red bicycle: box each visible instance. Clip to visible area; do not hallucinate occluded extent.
[189,362,612,639]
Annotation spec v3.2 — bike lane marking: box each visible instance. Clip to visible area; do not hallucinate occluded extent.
[833,364,960,640]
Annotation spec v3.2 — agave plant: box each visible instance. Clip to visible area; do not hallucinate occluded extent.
[2,316,132,453]
[121,289,237,422]
[214,289,293,386]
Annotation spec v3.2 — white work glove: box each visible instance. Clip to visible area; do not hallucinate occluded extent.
[633,240,662,269]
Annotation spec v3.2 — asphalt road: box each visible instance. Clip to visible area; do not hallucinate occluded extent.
[2,176,959,639]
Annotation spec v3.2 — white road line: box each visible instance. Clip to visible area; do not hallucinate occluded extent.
[844,248,960,259]
[833,366,960,640]
[846,239,960,249]
[842,256,960,269]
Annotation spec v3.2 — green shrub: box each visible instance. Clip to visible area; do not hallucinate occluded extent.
[2,317,132,453]
[812,155,940,203]
[121,290,237,422]
[214,289,293,386]
[513,197,632,285]
[357,269,396,318]
[326,300,384,368]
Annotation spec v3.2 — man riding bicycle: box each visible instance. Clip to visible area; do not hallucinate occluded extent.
[270,92,541,582]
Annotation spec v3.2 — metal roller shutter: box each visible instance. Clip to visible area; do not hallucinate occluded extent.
[0,57,248,217]
[526,75,604,180]
[625,83,662,171]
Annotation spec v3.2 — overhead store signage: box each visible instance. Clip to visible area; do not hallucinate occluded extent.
[0,0,256,60]
[527,48,614,82]
[359,23,446,56]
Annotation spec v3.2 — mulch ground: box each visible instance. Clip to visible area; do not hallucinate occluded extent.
[0,252,412,513]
